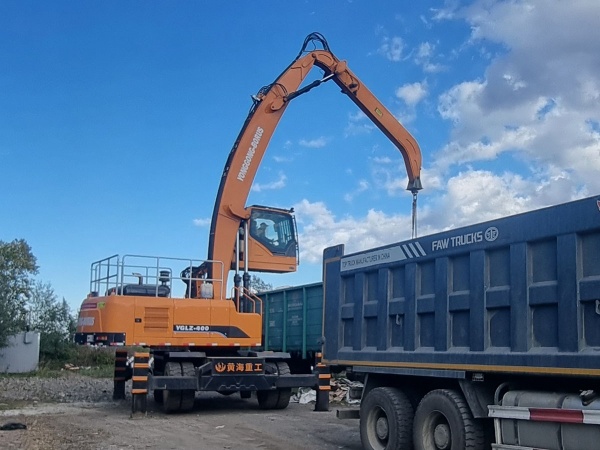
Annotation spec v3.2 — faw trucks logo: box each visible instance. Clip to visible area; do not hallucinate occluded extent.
[431,226,499,251]
[237,126,264,181]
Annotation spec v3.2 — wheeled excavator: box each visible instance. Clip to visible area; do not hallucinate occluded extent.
[75,32,422,413]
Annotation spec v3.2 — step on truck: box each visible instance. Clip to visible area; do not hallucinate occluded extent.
[321,195,600,450]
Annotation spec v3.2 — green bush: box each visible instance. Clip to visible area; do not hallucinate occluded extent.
[69,345,117,368]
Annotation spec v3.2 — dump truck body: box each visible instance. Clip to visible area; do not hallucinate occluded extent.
[320,196,600,449]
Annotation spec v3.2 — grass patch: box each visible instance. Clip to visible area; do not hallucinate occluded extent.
[1,346,124,379]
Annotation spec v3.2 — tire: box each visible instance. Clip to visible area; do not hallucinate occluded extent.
[162,362,183,413]
[276,361,290,376]
[413,389,484,450]
[274,388,292,409]
[257,390,280,409]
[153,389,164,404]
[179,362,196,412]
[274,362,291,409]
[257,362,291,410]
[360,387,414,450]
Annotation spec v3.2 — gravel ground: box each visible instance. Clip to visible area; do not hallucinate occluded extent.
[0,372,118,405]
[0,373,363,450]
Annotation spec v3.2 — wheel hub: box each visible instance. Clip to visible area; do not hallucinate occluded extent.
[375,416,389,440]
[433,423,451,449]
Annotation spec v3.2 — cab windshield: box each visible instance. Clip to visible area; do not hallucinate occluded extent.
[249,210,297,256]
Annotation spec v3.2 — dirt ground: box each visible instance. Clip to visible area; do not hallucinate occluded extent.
[0,393,362,450]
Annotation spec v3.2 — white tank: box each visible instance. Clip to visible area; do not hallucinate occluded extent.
[200,282,213,299]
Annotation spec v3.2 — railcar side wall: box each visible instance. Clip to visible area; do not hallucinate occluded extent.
[261,283,324,359]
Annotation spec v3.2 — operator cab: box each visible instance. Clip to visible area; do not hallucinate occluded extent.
[245,206,298,273]
[250,208,296,256]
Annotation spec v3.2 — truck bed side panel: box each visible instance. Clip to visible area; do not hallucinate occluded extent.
[322,196,600,376]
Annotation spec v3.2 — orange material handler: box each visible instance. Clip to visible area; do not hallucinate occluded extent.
[75,33,422,414]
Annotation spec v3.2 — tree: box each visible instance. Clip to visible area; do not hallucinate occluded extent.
[250,274,273,294]
[28,281,76,364]
[0,239,38,348]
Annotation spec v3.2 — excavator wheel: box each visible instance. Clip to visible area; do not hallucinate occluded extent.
[274,362,292,409]
[161,361,196,413]
[180,362,196,412]
[162,362,183,413]
[153,389,164,404]
[257,362,292,410]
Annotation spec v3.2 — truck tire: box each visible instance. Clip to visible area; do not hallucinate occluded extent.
[162,362,183,413]
[413,389,484,450]
[360,387,414,450]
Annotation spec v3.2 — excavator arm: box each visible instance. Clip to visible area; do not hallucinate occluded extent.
[205,33,422,298]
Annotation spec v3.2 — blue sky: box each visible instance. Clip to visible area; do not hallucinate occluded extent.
[2,1,599,310]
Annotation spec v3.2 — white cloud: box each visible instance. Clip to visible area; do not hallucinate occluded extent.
[422,168,588,232]
[299,137,328,148]
[344,179,370,203]
[396,81,428,107]
[193,218,211,227]
[251,173,287,192]
[378,36,405,62]
[273,155,293,163]
[433,0,600,196]
[414,42,446,73]
[293,199,414,263]
[291,169,586,265]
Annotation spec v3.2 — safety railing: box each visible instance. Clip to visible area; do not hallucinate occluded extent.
[89,254,224,300]
[231,286,263,315]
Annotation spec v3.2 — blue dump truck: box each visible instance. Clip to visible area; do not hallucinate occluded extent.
[263,195,600,450]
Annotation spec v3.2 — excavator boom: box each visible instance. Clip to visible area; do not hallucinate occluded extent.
[207,33,422,295]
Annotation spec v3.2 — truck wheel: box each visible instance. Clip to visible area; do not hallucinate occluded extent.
[360,387,413,450]
[180,362,196,412]
[413,389,484,450]
[162,362,183,413]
